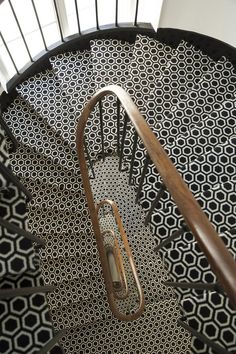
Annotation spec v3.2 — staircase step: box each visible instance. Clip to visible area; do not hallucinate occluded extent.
[156,136,236,211]
[22,177,85,212]
[47,274,106,309]
[27,205,91,235]
[38,231,97,260]
[51,295,111,331]
[90,38,134,155]
[0,266,43,290]
[0,126,10,190]
[41,254,101,285]
[181,292,236,353]
[50,49,96,151]
[91,38,133,88]
[10,142,82,191]
[0,292,54,353]
[50,49,95,110]
[146,40,214,124]
[161,229,236,300]
[150,180,236,244]
[59,299,190,354]
[147,57,236,150]
[0,184,38,277]
[125,34,175,111]
[165,98,236,169]
[16,69,78,150]
[3,96,80,174]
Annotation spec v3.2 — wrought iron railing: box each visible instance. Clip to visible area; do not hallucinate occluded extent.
[76,85,236,318]
[0,0,152,89]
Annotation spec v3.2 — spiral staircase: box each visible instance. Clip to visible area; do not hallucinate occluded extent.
[0,13,236,354]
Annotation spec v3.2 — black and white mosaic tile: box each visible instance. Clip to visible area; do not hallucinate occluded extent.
[182,292,236,353]
[0,293,54,354]
[0,184,37,277]
[60,300,190,354]
[0,127,10,190]
[146,40,214,123]
[150,180,236,245]
[3,96,80,174]
[16,69,78,150]
[126,34,175,111]
[91,38,134,154]
[10,142,82,190]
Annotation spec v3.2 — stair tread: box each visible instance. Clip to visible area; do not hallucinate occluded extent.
[150,180,236,244]
[0,184,38,277]
[23,177,85,212]
[181,291,236,353]
[28,205,92,235]
[16,69,78,150]
[125,34,175,111]
[90,38,134,156]
[0,292,54,353]
[155,136,236,211]
[165,98,236,169]
[40,254,101,285]
[59,299,190,354]
[10,142,81,190]
[146,39,214,123]
[50,49,96,151]
[3,95,80,174]
[0,126,10,190]
[38,231,97,259]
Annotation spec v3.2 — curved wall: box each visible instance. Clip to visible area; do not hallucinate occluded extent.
[159,0,236,48]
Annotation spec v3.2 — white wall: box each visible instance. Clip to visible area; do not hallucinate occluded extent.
[159,0,236,48]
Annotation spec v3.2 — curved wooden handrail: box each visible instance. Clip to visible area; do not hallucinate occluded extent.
[101,229,129,300]
[76,85,236,310]
[97,200,144,310]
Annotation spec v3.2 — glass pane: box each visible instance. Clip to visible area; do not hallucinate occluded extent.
[138,0,163,28]
[33,0,60,47]
[64,0,78,36]
[97,0,116,27]
[118,0,136,24]
[0,1,30,69]
[76,0,96,32]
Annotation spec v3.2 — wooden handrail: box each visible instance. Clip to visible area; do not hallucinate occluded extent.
[76,85,236,310]
[101,229,129,300]
[97,200,144,311]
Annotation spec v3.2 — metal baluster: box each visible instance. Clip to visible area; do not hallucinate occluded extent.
[53,0,64,42]
[99,99,105,161]
[74,0,81,35]
[116,98,120,155]
[154,225,187,252]
[37,329,67,354]
[134,0,139,26]
[0,162,32,201]
[119,113,128,171]
[144,183,166,225]
[178,319,231,354]
[0,285,56,300]
[128,132,138,185]
[115,0,118,27]
[31,0,48,51]
[0,108,19,152]
[95,0,99,30]
[84,137,95,179]
[8,0,33,62]
[0,32,19,74]
[0,217,45,246]
[135,155,150,204]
